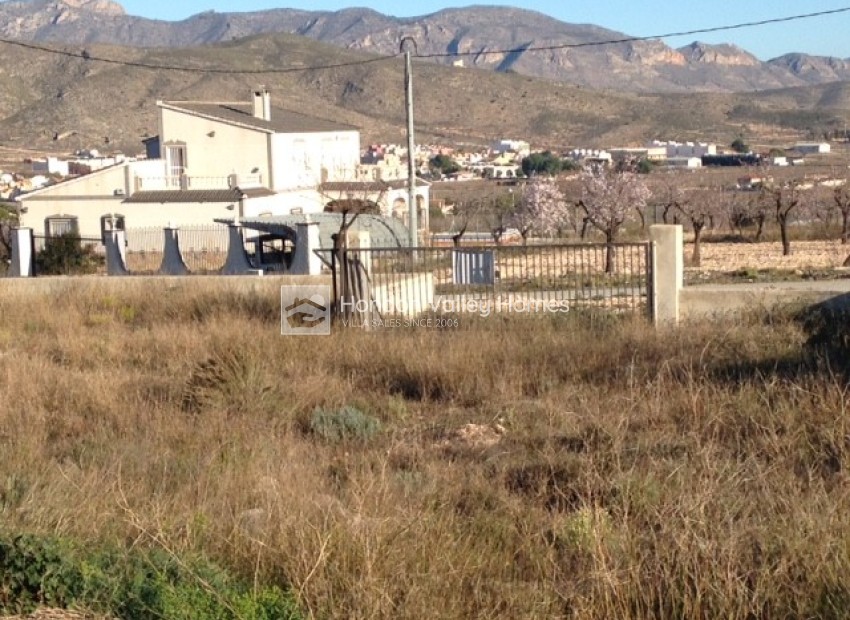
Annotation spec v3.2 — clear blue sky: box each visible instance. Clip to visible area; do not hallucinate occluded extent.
[114,0,850,60]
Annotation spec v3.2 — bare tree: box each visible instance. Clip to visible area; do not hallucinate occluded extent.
[449,197,486,247]
[489,192,515,245]
[833,181,850,245]
[675,184,725,267]
[649,173,685,226]
[762,178,808,256]
[579,166,650,273]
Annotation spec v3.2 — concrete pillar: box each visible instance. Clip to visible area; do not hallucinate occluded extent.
[9,228,34,277]
[291,222,323,275]
[220,224,257,275]
[158,227,189,275]
[649,224,683,326]
[348,230,372,277]
[104,230,129,276]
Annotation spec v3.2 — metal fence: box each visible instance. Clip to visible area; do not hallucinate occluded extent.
[123,225,239,274]
[33,234,104,254]
[327,242,653,327]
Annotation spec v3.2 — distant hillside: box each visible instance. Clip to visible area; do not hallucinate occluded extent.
[1,0,850,93]
[0,32,847,156]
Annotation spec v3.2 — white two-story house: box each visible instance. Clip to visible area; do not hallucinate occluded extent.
[18,88,429,243]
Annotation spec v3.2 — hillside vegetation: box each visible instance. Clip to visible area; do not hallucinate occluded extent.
[0,33,848,155]
[1,281,849,618]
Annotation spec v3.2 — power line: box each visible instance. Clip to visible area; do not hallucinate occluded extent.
[415,6,850,59]
[0,37,399,73]
[0,6,847,73]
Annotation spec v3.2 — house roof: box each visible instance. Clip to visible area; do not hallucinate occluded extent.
[321,178,431,193]
[159,101,358,134]
[221,213,411,250]
[123,187,274,204]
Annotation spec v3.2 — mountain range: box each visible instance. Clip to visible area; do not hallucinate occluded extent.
[0,0,847,157]
[2,0,850,93]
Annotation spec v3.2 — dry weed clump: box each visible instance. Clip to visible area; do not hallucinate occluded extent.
[0,281,849,618]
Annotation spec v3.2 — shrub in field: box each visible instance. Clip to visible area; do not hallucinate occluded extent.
[0,533,302,619]
[798,296,850,368]
[182,348,275,415]
[310,405,381,442]
[35,233,103,275]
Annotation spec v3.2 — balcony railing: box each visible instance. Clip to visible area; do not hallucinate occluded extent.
[134,173,264,192]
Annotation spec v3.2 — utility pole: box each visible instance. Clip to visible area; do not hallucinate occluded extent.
[401,36,418,248]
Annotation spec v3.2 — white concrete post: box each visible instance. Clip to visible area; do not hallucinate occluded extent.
[104,229,129,276]
[349,230,372,277]
[220,224,256,275]
[291,222,322,275]
[649,224,683,326]
[9,228,33,277]
[158,227,189,275]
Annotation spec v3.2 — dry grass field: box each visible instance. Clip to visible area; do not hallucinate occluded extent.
[1,280,849,618]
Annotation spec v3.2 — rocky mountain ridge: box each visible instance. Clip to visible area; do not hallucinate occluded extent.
[0,0,848,93]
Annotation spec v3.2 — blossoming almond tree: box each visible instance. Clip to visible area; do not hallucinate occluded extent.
[508,177,569,244]
[579,166,650,273]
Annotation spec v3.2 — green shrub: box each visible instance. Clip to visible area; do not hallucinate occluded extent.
[35,233,103,275]
[310,405,381,442]
[0,533,302,619]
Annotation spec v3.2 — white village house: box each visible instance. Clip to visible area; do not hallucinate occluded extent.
[18,88,429,244]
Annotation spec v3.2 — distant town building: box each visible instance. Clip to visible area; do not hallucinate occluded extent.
[665,157,702,169]
[491,140,531,157]
[794,142,831,154]
[650,140,716,158]
[609,147,667,163]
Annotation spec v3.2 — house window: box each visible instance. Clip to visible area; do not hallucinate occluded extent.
[165,144,187,188]
[100,214,125,243]
[45,216,79,237]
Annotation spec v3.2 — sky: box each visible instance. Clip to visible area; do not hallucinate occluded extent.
[111,0,850,60]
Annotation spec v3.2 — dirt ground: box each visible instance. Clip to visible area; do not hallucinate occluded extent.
[686,239,850,277]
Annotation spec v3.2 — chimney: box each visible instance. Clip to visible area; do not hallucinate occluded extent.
[252,87,271,122]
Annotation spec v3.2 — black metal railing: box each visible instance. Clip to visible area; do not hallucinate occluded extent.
[123,225,244,274]
[323,242,653,327]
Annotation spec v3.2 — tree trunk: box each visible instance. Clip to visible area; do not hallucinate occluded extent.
[754,214,765,242]
[779,214,791,256]
[692,223,704,266]
[605,231,616,274]
[662,204,672,225]
[636,208,646,230]
[842,210,849,245]
[580,217,590,240]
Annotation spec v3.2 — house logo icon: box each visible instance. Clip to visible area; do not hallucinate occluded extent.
[281,285,331,335]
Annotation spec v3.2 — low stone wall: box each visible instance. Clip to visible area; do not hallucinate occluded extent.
[680,280,850,320]
[650,225,850,324]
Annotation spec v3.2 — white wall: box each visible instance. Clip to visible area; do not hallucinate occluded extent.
[271,130,360,192]
[159,106,271,184]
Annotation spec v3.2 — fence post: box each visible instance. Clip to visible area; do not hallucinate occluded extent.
[158,227,189,275]
[220,223,256,275]
[9,228,34,277]
[104,229,129,276]
[291,221,322,275]
[648,224,683,326]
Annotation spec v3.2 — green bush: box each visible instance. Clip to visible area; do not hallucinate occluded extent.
[35,233,103,275]
[0,533,302,619]
[310,405,381,442]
